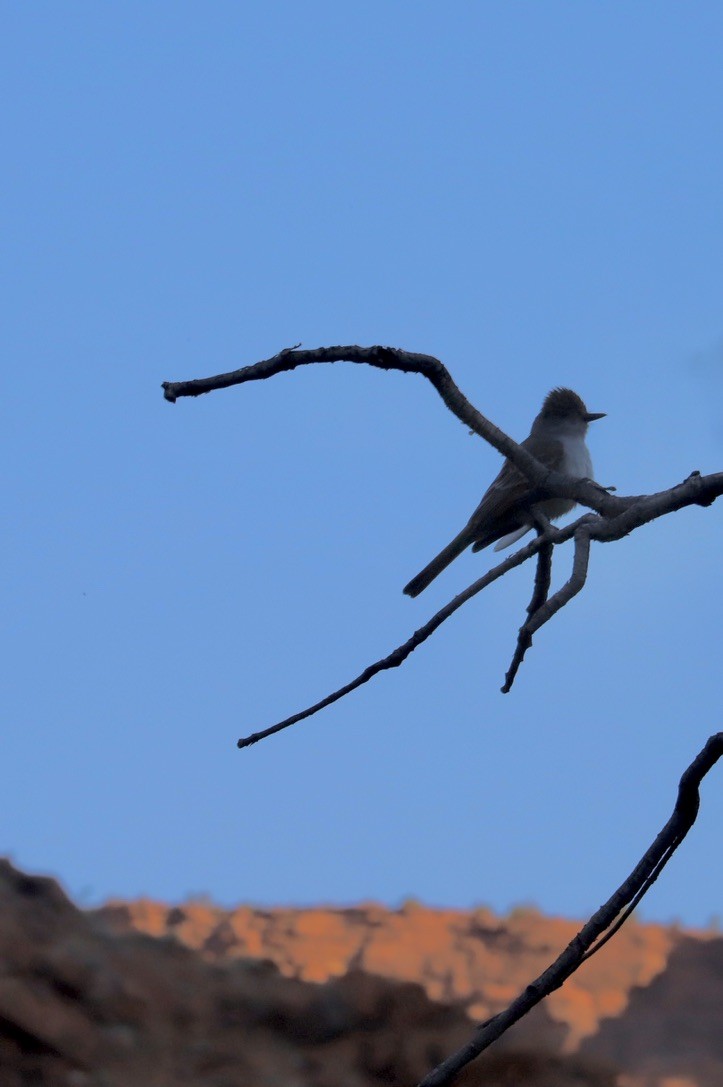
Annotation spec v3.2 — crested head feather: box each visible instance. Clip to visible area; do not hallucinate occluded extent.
[540,387,589,420]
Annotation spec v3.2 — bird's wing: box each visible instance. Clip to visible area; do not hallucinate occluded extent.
[466,435,563,540]
[403,434,565,595]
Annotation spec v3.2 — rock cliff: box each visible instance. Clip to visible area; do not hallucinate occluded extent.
[1,860,720,1086]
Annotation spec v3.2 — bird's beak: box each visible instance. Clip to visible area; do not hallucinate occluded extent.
[585,411,606,422]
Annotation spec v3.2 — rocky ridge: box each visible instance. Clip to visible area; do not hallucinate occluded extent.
[1,860,722,1086]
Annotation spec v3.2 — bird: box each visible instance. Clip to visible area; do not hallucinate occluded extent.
[403,388,605,597]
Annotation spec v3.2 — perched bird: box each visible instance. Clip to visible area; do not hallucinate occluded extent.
[403,388,605,597]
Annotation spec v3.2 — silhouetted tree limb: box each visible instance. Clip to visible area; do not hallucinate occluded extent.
[522,520,592,637]
[162,345,723,728]
[165,353,722,1082]
[417,732,723,1087]
[162,344,623,515]
[501,518,554,693]
[237,520,573,749]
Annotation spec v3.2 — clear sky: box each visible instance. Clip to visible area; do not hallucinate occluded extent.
[3,3,723,927]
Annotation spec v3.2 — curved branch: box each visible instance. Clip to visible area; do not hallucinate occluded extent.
[162,344,624,517]
[163,345,723,527]
[417,732,723,1087]
[525,522,592,637]
[163,346,723,710]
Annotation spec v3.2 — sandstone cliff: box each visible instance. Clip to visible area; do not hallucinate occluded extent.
[1,860,721,1086]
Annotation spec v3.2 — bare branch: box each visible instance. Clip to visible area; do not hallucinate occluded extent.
[525,521,592,637]
[162,344,625,517]
[417,732,723,1087]
[238,526,566,748]
[499,523,592,693]
[162,346,723,519]
[580,837,680,963]
[590,469,723,539]
[164,347,723,710]
[163,345,723,1080]
[501,520,554,694]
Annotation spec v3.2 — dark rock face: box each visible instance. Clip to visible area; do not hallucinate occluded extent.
[0,860,717,1086]
[582,935,723,1087]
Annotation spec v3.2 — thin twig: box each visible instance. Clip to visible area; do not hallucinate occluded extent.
[238,526,567,748]
[417,732,723,1087]
[524,523,592,638]
[501,521,554,693]
[502,516,596,692]
[238,468,722,739]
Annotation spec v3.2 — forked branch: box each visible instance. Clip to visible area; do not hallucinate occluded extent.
[162,345,723,740]
[237,523,571,749]
[163,347,723,1082]
[501,519,554,693]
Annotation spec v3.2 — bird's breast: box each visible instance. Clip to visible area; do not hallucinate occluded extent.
[559,435,593,480]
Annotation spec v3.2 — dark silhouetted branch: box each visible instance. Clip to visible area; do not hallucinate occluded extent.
[501,519,554,693]
[525,521,592,637]
[162,346,723,720]
[163,346,723,1083]
[417,732,723,1087]
[238,523,569,748]
[162,344,624,517]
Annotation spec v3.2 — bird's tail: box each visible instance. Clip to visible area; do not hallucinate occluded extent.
[403,527,476,598]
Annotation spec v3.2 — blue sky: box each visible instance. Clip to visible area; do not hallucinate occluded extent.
[3,3,723,927]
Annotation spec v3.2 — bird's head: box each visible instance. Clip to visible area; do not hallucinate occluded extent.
[540,388,606,428]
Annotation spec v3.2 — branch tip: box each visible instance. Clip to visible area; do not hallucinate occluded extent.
[236,533,558,748]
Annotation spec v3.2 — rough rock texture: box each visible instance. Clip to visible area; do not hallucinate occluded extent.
[97,898,712,1057]
[0,860,721,1086]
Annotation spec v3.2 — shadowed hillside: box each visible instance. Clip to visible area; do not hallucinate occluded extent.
[1,860,721,1086]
